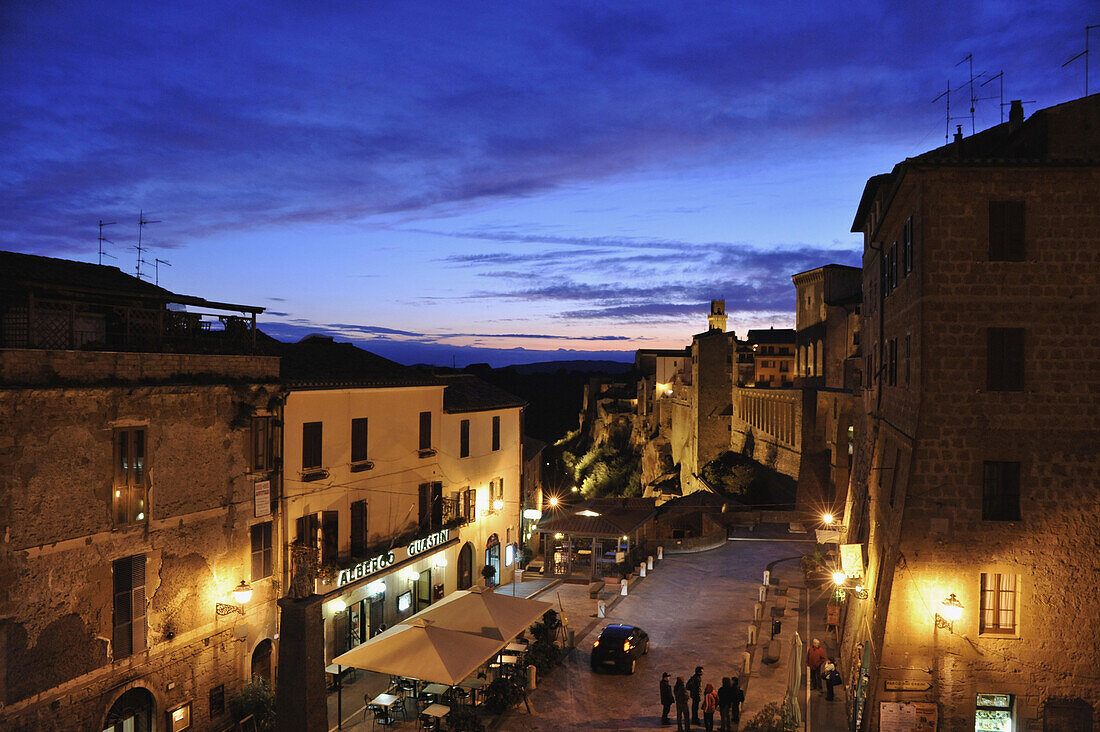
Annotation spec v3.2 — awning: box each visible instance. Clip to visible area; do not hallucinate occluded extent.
[332,618,504,686]
[410,586,553,641]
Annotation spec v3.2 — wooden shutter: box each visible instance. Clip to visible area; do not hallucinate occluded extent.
[419,412,432,450]
[131,554,146,654]
[460,419,470,457]
[302,422,322,469]
[492,416,501,451]
[419,483,431,527]
[351,418,368,463]
[351,501,367,556]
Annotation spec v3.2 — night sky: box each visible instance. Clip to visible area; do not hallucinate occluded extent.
[2,2,1093,366]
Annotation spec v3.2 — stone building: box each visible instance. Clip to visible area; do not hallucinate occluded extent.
[838,95,1100,730]
[746,327,796,387]
[0,252,281,731]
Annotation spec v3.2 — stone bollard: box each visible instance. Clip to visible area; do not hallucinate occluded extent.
[747,624,757,645]
[647,556,654,570]
[597,599,606,618]
[758,584,768,603]
[741,651,752,676]
[639,563,646,577]
[763,569,770,586]
[621,579,628,596]
[657,546,664,560]
[753,601,763,621]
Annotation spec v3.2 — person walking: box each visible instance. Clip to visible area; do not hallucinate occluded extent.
[823,657,841,701]
[686,666,704,725]
[807,638,826,691]
[660,672,675,725]
[717,677,733,732]
[674,676,691,731]
[701,683,719,732]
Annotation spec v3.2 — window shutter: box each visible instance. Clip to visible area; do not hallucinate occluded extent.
[351,418,368,463]
[419,412,432,450]
[351,501,367,556]
[419,483,431,527]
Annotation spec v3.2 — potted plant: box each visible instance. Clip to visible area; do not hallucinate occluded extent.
[480,564,497,586]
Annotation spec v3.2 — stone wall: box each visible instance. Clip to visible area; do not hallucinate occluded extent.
[0,347,280,385]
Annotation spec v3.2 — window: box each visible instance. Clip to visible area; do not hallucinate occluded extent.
[987,328,1024,391]
[490,477,504,503]
[887,339,897,387]
[322,511,339,564]
[905,334,911,388]
[351,418,368,464]
[492,415,501,451]
[976,693,1014,732]
[982,462,1021,521]
[460,419,470,458]
[251,417,273,472]
[902,217,913,275]
[457,487,476,521]
[250,522,273,580]
[113,428,148,526]
[113,554,147,659]
[302,422,323,470]
[419,411,432,451]
[351,500,368,556]
[980,573,1018,635]
[296,513,319,548]
[208,685,225,718]
[989,201,1025,261]
[419,481,443,530]
[889,242,898,291]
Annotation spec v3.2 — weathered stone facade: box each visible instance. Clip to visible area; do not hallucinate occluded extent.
[840,95,1100,730]
[0,349,282,730]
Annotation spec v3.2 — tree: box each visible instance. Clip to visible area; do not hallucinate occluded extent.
[230,678,276,731]
[742,700,797,732]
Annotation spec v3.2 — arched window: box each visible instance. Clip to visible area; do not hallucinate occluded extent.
[484,534,501,587]
[252,638,273,685]
[104,687,156,732]
[458,542,474,590]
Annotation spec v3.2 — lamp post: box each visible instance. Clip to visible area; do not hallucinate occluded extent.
[935,593,963,630]
[215,580,252,616]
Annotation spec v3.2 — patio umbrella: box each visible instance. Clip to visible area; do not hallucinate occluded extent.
[332,618,505,686]
[408,586,553,641]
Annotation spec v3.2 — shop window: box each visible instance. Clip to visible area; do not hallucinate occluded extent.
[251,417,273,472]
[975,693,1013,731]
[989,201,1025,261]
[250,522,273,580]
[982,462,1020,521]
[113,427,148,526]
[113,554,147,659]
[987,328,1024,391]
[980,573,1018,635]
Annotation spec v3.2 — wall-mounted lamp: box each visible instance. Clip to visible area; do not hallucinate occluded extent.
[367,580,386,597]
[329,598,347,613]
[935,593,963,629]
[216,581,252,616]
[492,499,505,511]
[404,568,422,582]
[548,496,560,507]
[831,572,868,599]
[821,512,846,531]
[434,557,448,569]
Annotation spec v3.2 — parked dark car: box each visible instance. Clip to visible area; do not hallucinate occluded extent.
[590,624,649,673]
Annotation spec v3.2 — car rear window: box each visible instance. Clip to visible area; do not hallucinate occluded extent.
[600,625,633,639]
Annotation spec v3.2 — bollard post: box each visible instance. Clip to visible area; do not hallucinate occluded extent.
[647,556,654,570]
[758,584,768,603]
[741,651,751,676]
[527,664,537,691]
[763,569,770,586]
[657,546,664,560]
[753,601,763,621]
[621,579,628,596]
[747,624,757,645]
[597,599,606,618]
[639,563,646,578]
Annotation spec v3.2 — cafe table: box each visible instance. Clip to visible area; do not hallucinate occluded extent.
[369,692,401,724]
[504,642,527,653]
[422,683,450,698]
[420,703,450,730]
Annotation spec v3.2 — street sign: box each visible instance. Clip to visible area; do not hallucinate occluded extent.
[885,679,933,691]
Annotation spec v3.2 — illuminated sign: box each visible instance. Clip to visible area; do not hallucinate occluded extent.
[336,551,396,588]
[407,528,450,557]
[840,543,865,577]
[397,590,412,613]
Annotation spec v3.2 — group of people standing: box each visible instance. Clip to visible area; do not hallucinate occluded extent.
[660,667,744,731]
[806,638,842,700]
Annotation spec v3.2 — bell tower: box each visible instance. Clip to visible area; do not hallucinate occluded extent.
[708,299,727,332]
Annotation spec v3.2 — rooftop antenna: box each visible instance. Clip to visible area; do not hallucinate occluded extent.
[932,82,951,143]
[97,220,117,265]
[1062,25,1099,97]
[135,210,161,280]
[154,257,171,286]
[979,71,1005,124]
[956,54,979,134]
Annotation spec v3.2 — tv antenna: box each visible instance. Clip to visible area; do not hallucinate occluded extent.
[978,71,1005,123]
[932,82,952,143]
[154,258,172,286]
[135,210,161,280]
[1062,25,1099,97]
[956,54,980,134]
[97,220,117,265]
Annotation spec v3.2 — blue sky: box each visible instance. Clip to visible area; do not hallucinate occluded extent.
[2,1,1093,366]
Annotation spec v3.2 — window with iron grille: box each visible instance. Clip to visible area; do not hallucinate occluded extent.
[113,554,146,659]
[982,461,1021,521]
[980,573,1018,634]
[113,428,148,526]
[251,522,273,580]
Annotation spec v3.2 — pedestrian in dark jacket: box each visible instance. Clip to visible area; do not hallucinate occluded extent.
[717,677,733,732]
[686,666,704,725]
[660,672,675,725]
[674,677,691,731]
[823,657,841,701]
[730,677,744,724]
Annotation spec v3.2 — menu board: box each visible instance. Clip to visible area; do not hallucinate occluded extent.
[880,702,937,732]
[254,480,271,517]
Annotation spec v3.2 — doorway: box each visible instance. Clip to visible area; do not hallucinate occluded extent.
[415,569,432,612]
[251,638,273,685]
[485,534,501,586]
[369,596,385,637]
[458,542,474,590]
[103,687,156,732]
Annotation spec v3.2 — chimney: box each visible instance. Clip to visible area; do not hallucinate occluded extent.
[1009,99,1024,129]
[953,125,963,144]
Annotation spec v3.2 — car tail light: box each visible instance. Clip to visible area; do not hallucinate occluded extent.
[593,639,599,648]
[623,641,631,652]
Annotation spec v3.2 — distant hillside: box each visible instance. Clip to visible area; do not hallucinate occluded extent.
[509,359,633,375]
